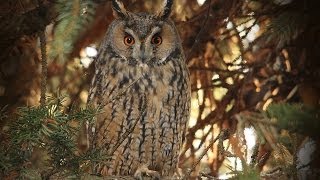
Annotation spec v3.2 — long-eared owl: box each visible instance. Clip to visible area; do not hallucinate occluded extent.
[87,0,190,178]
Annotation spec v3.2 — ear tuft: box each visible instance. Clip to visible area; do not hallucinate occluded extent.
[112,0,127,18]
[158,0,173,20]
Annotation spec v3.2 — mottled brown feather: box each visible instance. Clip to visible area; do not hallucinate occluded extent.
[87,0,190,178]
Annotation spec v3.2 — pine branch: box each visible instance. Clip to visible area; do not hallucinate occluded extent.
[266,103,320,137]
[267,11,305,48]
[0,96,101,178]
[39,30,47,106]
[50,0,97,61]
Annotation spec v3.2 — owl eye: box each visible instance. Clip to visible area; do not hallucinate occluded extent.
[151,35,162,45]
[124,35,135,46]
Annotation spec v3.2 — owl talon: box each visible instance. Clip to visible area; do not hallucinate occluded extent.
[134,164,160,180]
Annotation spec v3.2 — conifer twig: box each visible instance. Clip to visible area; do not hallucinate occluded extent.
[37,0,48,106]
[39,30,47,106]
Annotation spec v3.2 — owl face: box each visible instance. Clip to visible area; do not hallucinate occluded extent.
[104,0,182,67]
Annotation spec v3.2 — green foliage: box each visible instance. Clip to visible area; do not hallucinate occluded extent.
[0,96,103,178]
[236,168,260,180]
[50,0,96,61]
[277,134,294,153]
[266,103,320,137]
[267,11,305,48]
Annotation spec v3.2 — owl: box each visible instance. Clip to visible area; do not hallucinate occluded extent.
[87,0,190,178]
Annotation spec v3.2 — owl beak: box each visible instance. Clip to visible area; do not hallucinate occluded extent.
[141,55,147,63]
[139,45,148,63]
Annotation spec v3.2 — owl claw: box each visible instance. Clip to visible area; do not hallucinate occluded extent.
[134,164,160,180]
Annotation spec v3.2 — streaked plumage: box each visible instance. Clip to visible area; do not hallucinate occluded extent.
[87,0,190,178]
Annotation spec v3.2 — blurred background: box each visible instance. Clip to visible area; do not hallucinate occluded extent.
[1,0,320,179]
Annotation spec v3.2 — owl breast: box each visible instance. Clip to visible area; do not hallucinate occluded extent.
[89,53,190,176]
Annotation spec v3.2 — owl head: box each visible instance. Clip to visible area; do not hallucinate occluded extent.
[103,0,183,67]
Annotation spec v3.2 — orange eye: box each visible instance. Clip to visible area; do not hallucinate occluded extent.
[124,35,135,46]
[151,35,162,45]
